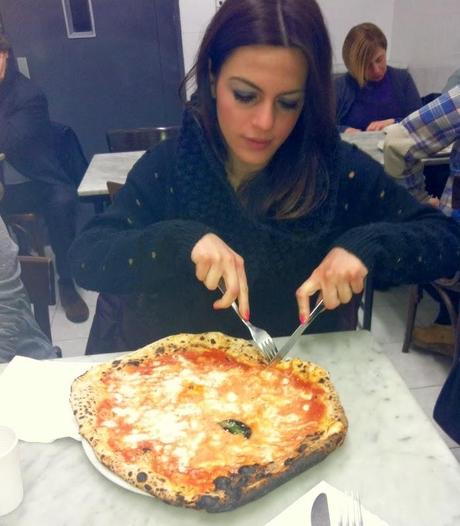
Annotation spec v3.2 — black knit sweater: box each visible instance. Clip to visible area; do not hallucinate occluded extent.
[70,109,460,342]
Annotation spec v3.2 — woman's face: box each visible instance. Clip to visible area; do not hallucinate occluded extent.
[213,45,307,183]
[364,46,387,83]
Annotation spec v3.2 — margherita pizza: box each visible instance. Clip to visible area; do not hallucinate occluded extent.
[70,332,347,512]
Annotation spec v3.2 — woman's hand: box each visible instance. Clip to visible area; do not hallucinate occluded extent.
[366,118,395,132]
[191,233,249,318]
[344,127,361,134]
[295,247,368,322]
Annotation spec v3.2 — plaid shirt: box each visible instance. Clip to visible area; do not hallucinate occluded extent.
[400,85,460,216]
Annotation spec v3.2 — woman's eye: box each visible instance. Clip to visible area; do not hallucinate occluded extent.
[278,99,301,111]
[233,91,256,104]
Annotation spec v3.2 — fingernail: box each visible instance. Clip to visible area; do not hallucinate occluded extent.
[299,313,307,324]
[243,311,250,321]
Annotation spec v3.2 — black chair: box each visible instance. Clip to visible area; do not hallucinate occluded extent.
[19,255,56,341]
[52,121,88,186]
[106,126,180,152]
[421,92,441,106]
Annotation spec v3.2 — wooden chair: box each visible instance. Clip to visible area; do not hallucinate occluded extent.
[402,273,460,363]
[106,126,180,152]
[18,255,56,341]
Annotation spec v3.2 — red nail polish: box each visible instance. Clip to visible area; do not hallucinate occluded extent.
[299,314,307,324]
[244,311,250,321]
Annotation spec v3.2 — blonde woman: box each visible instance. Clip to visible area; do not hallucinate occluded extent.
[335,22,421,133]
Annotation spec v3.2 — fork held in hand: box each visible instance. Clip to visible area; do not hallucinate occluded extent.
[217,281,278,363]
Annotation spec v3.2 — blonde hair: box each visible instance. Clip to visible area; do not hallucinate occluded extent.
[342,22,387,87]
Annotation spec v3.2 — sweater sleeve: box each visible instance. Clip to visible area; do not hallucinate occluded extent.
[69,145,213,294]
[331,145,460,288]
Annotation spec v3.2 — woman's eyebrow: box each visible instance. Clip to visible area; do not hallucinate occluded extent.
[229,76,304,96]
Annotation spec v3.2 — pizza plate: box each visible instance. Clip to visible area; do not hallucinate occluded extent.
[81,439,151,497]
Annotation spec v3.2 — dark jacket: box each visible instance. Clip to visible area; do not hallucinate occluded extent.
[0,63,72,186]
[70,106,460,351]
[335,66,422,132]
[434,355,460,444]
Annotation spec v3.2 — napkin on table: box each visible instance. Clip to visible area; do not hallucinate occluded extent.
[266,480,389,526]
[0,356,98,442]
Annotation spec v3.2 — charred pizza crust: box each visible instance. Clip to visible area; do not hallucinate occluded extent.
[70,332,347,512]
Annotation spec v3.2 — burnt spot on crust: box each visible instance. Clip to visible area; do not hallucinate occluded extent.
[136,472,148,483]
[214,476,232,490]
[111,360,121,367]
[144,484,152,492]
[196,495,221,511]
[126,360,140,367]
[210,338,216,345]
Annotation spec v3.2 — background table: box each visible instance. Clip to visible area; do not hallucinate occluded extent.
[77,150,144,211]
[2,331,460,525]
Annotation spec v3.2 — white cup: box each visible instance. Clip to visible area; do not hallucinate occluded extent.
[0,425,23,516]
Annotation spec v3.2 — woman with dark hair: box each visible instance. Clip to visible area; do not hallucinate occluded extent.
[70,0,460,354]
[335,22,422,133]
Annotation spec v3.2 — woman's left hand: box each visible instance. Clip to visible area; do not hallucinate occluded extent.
[366,118,395,131]
[295,247,368,322]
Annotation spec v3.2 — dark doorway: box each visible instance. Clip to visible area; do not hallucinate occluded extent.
[0,0,184,157]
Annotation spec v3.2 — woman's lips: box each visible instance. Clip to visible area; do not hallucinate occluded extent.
[243,137,272,150]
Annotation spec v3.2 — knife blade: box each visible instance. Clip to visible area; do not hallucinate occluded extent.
[310,492,331,526]
[270,299,325,364]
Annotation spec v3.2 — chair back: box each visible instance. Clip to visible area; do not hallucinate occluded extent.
[19,255,56,341]
[52,121,88,187]
[106,126,180,152]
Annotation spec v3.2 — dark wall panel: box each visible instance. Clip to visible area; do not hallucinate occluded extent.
[0,0,184,157]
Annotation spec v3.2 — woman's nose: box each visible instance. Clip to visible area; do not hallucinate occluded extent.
[252,103,275,131]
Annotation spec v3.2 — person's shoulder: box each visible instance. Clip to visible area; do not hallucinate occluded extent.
[334,72,354,89]
[387,66,413,82]
[128,136,179,179]
[334,139,382,174]
[7,69,46,102]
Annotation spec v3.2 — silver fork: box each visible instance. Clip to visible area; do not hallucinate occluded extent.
[339,491,364,526]
[218,281,278,363]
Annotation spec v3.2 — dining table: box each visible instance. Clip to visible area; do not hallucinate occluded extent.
[77,132,451,212]
[1,330,460,526]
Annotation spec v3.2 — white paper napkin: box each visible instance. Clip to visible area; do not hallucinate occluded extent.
[0,356,97,442]
[266,480,389,526]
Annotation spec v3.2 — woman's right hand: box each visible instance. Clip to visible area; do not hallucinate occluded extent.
[191,233,249,319]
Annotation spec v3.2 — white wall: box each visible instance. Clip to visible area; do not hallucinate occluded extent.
[178,0,459,95]
[179,0,216,75]
[318,0,395,70]
[391,0,460,94]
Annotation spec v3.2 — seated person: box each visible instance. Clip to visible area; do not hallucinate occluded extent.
[335,22,422,133]
[0,213,59,363]
[0,34,88,323]
[384,86,460,356]
[69,0,460,356]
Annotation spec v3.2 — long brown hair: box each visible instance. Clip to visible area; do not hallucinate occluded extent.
[182,0,337,220]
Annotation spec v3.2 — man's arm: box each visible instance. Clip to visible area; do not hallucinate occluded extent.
[0,82,50,157]
[384,86,460,201]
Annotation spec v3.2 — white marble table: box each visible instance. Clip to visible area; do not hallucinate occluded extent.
[341,131,385,164]
[78,150,144,197]
[2,331,460,525]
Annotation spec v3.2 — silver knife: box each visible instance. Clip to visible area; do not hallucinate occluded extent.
[310,492,331,526]
[271,299,325,364]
